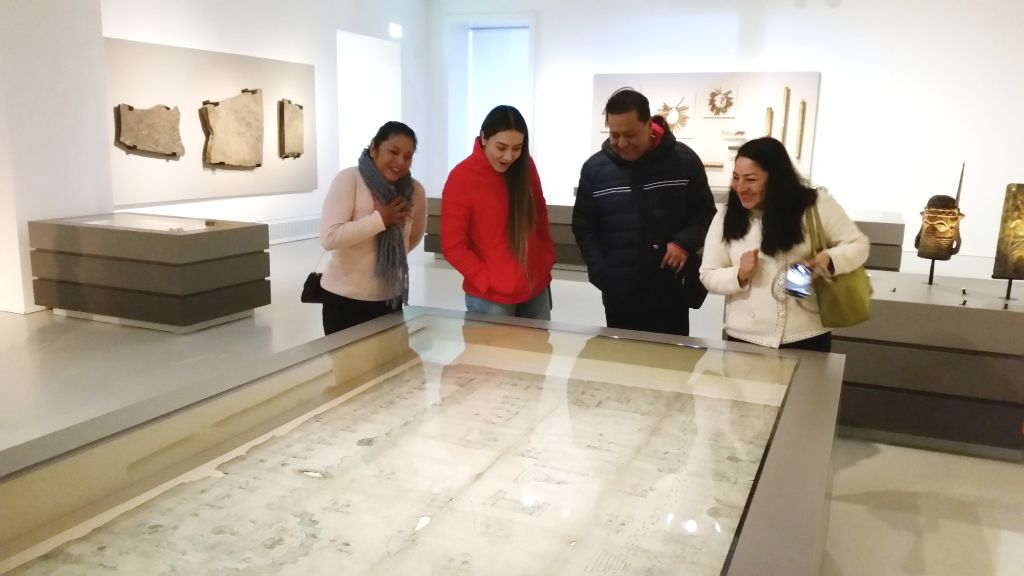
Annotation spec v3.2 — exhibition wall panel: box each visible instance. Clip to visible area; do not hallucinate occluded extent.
[106,38,318,206]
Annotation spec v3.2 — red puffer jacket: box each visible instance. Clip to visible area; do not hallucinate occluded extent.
[441,139,556,304]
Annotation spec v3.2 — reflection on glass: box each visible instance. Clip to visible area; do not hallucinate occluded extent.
[75,212,211,232]
[10,316,795,576]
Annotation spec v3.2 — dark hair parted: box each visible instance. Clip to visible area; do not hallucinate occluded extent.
[369,121,417,152]
[480,105,535,263]
[723,137,818,255]
[604,88,651,124]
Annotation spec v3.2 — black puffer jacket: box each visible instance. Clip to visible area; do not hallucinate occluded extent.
[572,116,716,297]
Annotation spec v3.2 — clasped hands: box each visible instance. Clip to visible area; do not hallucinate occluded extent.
[736,249,833,287]
[374,196,412,227]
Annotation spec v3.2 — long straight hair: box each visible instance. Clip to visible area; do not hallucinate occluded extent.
[724,137,817,255]
[480,105,535,263]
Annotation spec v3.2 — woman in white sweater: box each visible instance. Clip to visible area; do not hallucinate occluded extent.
[699,137,869,351]
[319,121,427,335]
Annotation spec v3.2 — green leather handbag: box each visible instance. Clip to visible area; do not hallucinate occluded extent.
[806,204,872,328]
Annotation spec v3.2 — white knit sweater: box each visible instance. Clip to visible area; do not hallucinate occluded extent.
[699,189,870,348]
[318,167,427,302]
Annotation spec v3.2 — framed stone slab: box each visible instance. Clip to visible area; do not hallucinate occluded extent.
[115,103,184,157]
[279,98,304,158]
[201,89,264,168]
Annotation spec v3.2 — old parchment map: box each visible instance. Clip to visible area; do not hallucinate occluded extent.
[14,360,778,576]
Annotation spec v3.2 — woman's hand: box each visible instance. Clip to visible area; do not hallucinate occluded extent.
[737,249,759,287]
[375,197,411,227]
[804,251,834,279]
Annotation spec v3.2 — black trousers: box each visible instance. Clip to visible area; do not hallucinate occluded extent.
[726,331,832,353]
[322,291,400,336]
[602,274,690,337]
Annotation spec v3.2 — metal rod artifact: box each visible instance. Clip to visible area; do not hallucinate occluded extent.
[780,87,791,145]
[796,100,806,161]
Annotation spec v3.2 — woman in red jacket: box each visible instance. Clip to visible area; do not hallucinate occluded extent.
[441,105,556,319]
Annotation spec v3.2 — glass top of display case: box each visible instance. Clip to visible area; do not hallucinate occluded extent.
[0,309,841,576]
[48,211,233,230]
[73,212,212,232]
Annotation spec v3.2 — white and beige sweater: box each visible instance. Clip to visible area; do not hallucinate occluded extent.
[318,167,427,302]
[699,189,870,348]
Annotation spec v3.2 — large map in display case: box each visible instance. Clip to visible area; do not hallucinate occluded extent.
[0,310,843,575]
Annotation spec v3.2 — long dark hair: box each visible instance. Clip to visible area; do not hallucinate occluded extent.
[723,137,817,255]
[480,105,535,263]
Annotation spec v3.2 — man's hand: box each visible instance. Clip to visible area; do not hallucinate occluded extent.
[737,249,759,287]
[661,242,688,271]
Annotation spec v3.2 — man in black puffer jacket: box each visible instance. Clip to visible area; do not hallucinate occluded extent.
[573,88,715,336]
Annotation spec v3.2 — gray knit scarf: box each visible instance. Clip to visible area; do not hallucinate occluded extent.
[358,149,413,306]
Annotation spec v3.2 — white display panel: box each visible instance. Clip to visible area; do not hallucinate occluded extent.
[592,72,821,189]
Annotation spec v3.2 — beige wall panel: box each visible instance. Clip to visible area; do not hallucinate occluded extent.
[106,38,317,206]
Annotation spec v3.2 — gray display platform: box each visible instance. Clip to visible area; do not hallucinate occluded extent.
[833,270,1024,456]
[28,213,271,331]
[424,197,905,271]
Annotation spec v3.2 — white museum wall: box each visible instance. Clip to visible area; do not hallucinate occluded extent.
[463,27,533,163]
[0,0,113,314]
[99,0,430,223]
[336,31,402,169]
[1,0,430,313]
[424,0,1024,262]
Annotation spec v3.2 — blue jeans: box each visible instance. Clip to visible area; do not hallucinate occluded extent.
[465,288,551,321]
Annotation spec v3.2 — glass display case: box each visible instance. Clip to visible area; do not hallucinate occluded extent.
[0,309,843,575]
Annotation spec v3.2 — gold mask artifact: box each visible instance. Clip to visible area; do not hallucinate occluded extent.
[915,195,965,260]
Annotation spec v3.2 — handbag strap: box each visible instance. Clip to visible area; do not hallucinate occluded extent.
[805,202,828,254]
[312,250,327,272]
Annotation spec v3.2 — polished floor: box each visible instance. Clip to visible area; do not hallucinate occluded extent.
[1,239,1022,574]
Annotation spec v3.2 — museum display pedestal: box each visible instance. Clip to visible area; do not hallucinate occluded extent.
[833,270,1024,458]
[28,213,271,332]
[424,198,905,271]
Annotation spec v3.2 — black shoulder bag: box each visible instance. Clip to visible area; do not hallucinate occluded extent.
[300,252,329,304]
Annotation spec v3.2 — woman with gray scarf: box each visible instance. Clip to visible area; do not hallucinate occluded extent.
[318,121,427,335]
